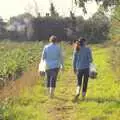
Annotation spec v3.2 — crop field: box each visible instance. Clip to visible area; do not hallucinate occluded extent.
[0,41,120,120]
[0,40,44,88]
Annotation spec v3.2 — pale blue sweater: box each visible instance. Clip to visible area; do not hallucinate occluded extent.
[41,43,63,70]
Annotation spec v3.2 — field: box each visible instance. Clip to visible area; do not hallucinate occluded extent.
[0,41,120,120]
[0,40,44,88]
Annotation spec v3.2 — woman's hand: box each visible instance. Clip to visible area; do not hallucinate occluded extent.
[60,65,64,72]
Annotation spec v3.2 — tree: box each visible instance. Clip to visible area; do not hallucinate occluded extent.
[7,13,34,40]
[110,5,120,41]
[50,3,59,17]
[74,0,120,12]
[90,11,110,42]
[0,17,7,39]
[70,11,76,30]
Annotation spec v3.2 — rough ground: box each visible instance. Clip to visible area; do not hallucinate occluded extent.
[0,63,39,100]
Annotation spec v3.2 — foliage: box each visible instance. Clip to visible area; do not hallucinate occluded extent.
[0,18,7,39]
[0,41,43,86]
[32,16,67,41]
[0,3,111,43]
[110,44,120,79]
[109,5,120,79]
[110,5,120,41]
[32,10,110,43]
[74,0,120,12]
[74,9,110,43]
[50,3,59,17]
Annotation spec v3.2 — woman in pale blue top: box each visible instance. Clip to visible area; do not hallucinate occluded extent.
[41,35,64,98]
[73,37,93,100]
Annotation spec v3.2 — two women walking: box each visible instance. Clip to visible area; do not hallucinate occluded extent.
[40,35,93,99]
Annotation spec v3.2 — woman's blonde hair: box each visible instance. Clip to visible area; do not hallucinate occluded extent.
[49,35,57,43]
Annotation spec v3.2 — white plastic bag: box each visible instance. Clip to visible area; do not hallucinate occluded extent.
[89,63,97,79]
[38,59,46,76]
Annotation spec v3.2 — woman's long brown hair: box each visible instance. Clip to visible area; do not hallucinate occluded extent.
[74,38,86,52]
[75,41,80,52]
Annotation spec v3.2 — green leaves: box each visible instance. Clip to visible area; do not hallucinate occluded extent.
[75,0,120,12]
[0,41,42,83]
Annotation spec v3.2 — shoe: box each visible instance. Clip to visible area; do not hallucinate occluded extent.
[82,92,86,100]
[76,86,80,97]
[82,95,85,101]
[49,87,54,99]
[72,94,79,103]
[50,94,54,99]
[75,93,80,100]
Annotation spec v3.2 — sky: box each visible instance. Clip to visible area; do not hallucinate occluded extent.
[0,0,99,20]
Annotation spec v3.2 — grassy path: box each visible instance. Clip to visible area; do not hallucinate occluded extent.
[2,44,120,120]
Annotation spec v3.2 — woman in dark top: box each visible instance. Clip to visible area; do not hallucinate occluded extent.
[73,37,93,100]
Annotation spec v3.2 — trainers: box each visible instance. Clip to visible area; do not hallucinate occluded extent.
[72,94,79,103]
[82,92,86,100]
[50,94,54,99]
[75,93,80,99]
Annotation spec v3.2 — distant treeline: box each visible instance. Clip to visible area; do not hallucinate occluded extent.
[0,11,110,43]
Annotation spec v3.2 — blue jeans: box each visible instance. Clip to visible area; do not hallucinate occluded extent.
[46,68,59,88]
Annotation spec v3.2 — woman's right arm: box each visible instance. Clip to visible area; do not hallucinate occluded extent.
[41,47,47,60]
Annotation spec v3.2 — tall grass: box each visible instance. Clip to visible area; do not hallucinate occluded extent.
[110,44,120,80]
[109,5,120,80]
[0,40,43,87]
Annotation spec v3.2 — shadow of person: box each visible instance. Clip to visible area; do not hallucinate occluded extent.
[72,95,80,103]
[86,97,120,103]
[75,97,120,104]
[54,96,69,102]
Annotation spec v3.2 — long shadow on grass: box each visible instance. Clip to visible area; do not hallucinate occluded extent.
[54,96,69,102]
[75,97,120,104]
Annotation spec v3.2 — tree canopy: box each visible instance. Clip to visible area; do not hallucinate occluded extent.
[75,0,120,12]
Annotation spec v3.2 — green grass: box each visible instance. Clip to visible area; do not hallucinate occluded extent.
[1,42,120,120]
[75,46,120,120]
